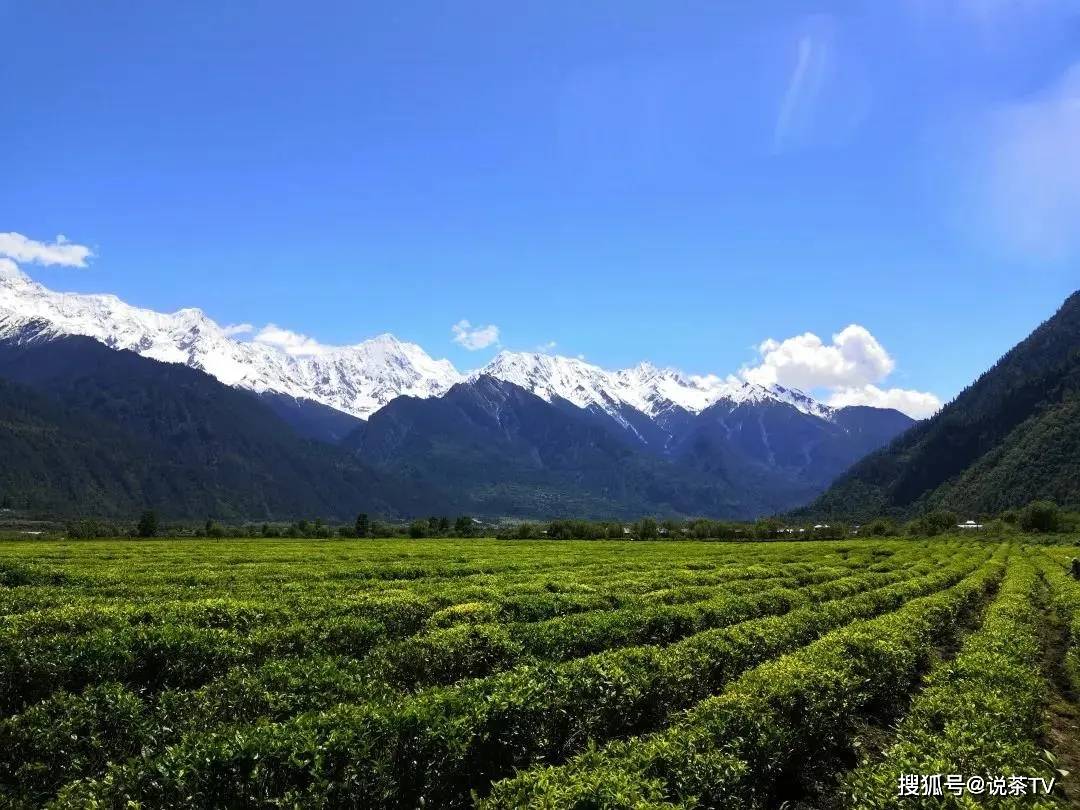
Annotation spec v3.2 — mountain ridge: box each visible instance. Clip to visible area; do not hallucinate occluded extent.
[0,268,919,519]
[0,267,871,432]
[802,290,1080,519]
[0,331,452,519]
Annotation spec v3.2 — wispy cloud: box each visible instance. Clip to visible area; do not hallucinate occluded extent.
[451,319,500,351]
[973,61,1080,261]
[771,14,873,154]
[945,0,1069,44]
[252,324,333,357]
[773,17,835,153]
[0,232,93,268]
[222,323,254,337]
[535,340,557,352]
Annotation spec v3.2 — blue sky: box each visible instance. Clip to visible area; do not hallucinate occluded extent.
[2,1,1078,415]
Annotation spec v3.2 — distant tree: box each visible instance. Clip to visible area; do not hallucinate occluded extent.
[454,516,473,536]
[136,509,158,538]
[1000,508,1020,525]
[921,510,958,535]
[661,519,682,536]
[812,523,847,540]
[355,513,370,538]
[546,520,572,540]
[752,517,783,540]
[864,518,897,537]
[67,519,111,539]
[634,518,658,540]
[1019,500,1061,532]
[297,519,310,537]
[409,520,427,539]
[437,516,450,534]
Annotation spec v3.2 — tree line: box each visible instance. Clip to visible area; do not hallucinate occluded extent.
[60,499,1076,541]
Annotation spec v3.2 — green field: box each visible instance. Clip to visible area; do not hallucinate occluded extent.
[1,538,1078,808]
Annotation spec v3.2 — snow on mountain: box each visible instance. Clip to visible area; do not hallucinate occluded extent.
[0,266,462,419]
[0,267,837,425]
[475,351,835,424]
[763,383,836,420]
[475,352,635,426]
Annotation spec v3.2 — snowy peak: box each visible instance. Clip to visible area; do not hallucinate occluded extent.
[278,335,463,419]
[765,383,836,420]
[0,271,840,427]
[0,275,462,419]
[476,351,836,424]
[0,261,31,285]
[615,364,738,417]
[703,379,836,420]
[478,351,621,410]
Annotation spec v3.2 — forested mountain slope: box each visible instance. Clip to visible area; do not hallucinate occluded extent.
[0,330,446,519]
[804,291,1080,519]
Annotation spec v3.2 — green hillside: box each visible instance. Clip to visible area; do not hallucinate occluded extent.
[0,335,448,520]
[804,291,1080,520]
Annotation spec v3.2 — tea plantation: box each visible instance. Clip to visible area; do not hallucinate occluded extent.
[1,537,1077,808]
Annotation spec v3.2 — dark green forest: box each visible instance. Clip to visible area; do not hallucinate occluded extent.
[0,335,447,520]
[804,291,1080,520]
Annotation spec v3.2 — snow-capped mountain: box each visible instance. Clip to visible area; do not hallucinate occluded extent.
[0,264,461,419]
[0,266,840,430]
[475,351,835,424]
[0,266,917,518]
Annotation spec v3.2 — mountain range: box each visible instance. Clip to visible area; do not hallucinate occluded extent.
[0,262,878,429]
[0,264,918,519]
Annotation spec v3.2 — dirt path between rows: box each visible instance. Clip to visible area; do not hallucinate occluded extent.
[774,573,1000,809]
[1042,600,1080,808]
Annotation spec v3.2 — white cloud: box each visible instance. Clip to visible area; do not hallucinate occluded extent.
[222,323,254,337]
[974,61,1080,260]
[535,340,558,352]
[0,232,93,267]
[741,324,895,390]
[741,324,938,419]
[690,372,744,389]
[452,319,500,351]
[827,384,942,419]
[252,324,332,357]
